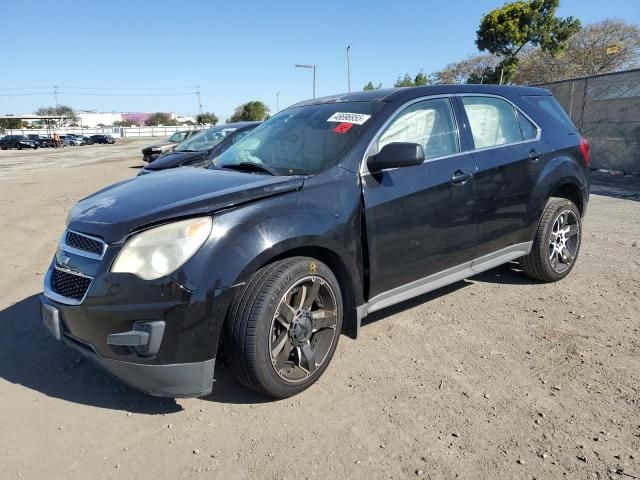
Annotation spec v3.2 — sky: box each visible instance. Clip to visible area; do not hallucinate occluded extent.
[1,0,639,120]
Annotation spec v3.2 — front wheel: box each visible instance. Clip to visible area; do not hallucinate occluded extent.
[225,257,343,398]
[520,197,582,282]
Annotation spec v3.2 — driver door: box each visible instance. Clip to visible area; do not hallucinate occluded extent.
[361,97,478,298]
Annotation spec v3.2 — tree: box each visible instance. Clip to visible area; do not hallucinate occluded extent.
[228,101,270,122]
[144,113,177,126]
[514,19,640,84]
[394,73,415,87]
[394,71,431,88]
[34,104,77,126]
[363,81,382,90]
[196,112,218,125]
[432,54,501,84]
[113,119,137,127]
[0,117,22,129]
[476,0,581,83]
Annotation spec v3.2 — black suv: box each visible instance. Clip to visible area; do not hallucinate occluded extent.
[40,85,589,399]
[89,134,116,144]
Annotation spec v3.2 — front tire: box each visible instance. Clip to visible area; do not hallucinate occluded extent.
[225,257,343,398]
[520,197,582,282]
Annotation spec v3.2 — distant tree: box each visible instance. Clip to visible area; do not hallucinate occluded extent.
[433,54,501,84]
[0,117,23,129]
[363,81,382,90]
[34,104,77,126]
[476,0,581,83]
[113,119,137,127]
[228,101,270,122]
[394,73,415,87]
[145,113,178,126]
[413,70,430,86]
[196,112,218,125]
[514,19,640,84]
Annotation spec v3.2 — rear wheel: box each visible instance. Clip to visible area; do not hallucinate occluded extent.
[225,257,343,398]
[520,197,582,282]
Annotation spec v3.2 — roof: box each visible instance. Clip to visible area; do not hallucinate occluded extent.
[291,84,551,108]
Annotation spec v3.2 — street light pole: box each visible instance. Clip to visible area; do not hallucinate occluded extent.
[347,44,352,93]
[295,64,316,99]
[276,91,280,112]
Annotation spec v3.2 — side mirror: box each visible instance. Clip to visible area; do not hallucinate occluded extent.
[367,142,425,171]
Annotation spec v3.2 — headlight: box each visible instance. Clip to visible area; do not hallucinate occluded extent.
[111,217,212,280]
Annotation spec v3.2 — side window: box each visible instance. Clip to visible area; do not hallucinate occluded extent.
[232,130,252,143]
[378,98,459,160]
[461,96,522,149]
[517,111,538,140]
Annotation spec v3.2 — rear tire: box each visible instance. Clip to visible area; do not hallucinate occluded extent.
[520,197,582,282]
[225,257,343,398]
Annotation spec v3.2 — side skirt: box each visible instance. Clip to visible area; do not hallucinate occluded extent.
[355,242,532,336]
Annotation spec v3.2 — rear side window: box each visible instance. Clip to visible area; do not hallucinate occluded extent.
[517,112,538,140]
[461,96,522,148]
[378,98,460,159]
[524,95,577,132]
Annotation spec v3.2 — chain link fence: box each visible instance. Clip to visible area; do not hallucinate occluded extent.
[538,68,640,174]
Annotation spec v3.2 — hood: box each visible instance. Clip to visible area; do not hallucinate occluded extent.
[145,149,209,170]
[67,168,304,243]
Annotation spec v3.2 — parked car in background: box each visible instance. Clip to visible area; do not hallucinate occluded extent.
[40,85,589,399]
[64,135,85,146]
[80,135,94,145]
[27,134,56,148]
[89,134,116,144]
[141,130,201,162]
[0,135,39,150]
[138,122,260,176]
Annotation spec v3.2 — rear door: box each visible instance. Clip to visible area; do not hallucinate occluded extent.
[361,96,477,297]
[455,95,543,258]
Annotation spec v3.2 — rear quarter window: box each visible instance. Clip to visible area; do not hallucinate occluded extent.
[523,95,577,132]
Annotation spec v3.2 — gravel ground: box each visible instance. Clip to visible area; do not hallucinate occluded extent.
[0,143,638,480]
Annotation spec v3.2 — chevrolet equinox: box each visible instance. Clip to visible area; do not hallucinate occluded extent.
[41,85,590,398]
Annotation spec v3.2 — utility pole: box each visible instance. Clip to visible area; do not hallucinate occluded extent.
[276,91,280,112]
[53,85,59,107]
[347,44,352,93]
[196,86,203,121]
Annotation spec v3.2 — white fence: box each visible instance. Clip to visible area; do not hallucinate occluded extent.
[2,125,207,139]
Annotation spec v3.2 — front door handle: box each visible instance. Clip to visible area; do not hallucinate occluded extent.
[451,169,473,184]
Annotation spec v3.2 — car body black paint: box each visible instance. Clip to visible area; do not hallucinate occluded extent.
[42,84,589,397]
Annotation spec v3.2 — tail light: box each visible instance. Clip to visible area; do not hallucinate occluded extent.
[579,137,590,167]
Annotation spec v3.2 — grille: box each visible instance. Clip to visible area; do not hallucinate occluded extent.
[66,231,104,256]
[52,268,92,300]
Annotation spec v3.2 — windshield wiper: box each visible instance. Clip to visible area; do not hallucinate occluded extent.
[221,162,278,176]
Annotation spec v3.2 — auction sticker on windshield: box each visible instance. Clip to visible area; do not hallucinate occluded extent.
[327,112,371,125]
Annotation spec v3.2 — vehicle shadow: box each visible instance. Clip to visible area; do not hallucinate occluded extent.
[470,261,540,286]
[0,294,182,415]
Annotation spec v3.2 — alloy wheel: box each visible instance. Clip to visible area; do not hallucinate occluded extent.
[269,276,338,383]
[548,209,580,273]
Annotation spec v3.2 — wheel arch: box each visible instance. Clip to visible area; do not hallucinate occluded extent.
[550,182,584,215]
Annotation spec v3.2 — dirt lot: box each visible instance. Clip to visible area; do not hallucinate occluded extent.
[0,142,638,480]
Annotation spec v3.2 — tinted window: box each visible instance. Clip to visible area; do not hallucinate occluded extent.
[168,132,187,143]
[462,96,522,148]
[378,98,459,159]
[517,112,538,140]
[524,95,577,132]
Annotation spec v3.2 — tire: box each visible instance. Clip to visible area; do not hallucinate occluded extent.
[520,197,582,282]
[225,257,343,398]
[17,144,22,150]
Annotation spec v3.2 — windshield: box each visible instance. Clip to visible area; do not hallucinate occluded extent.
[175,126,237,152]
[168,132,187,143]
[211,102,381,175]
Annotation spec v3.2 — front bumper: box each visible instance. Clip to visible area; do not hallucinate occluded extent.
[40,248,235,397]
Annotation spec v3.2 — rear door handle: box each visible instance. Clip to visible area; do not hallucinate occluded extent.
[529,149,543,161]
[451,169,473,184]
